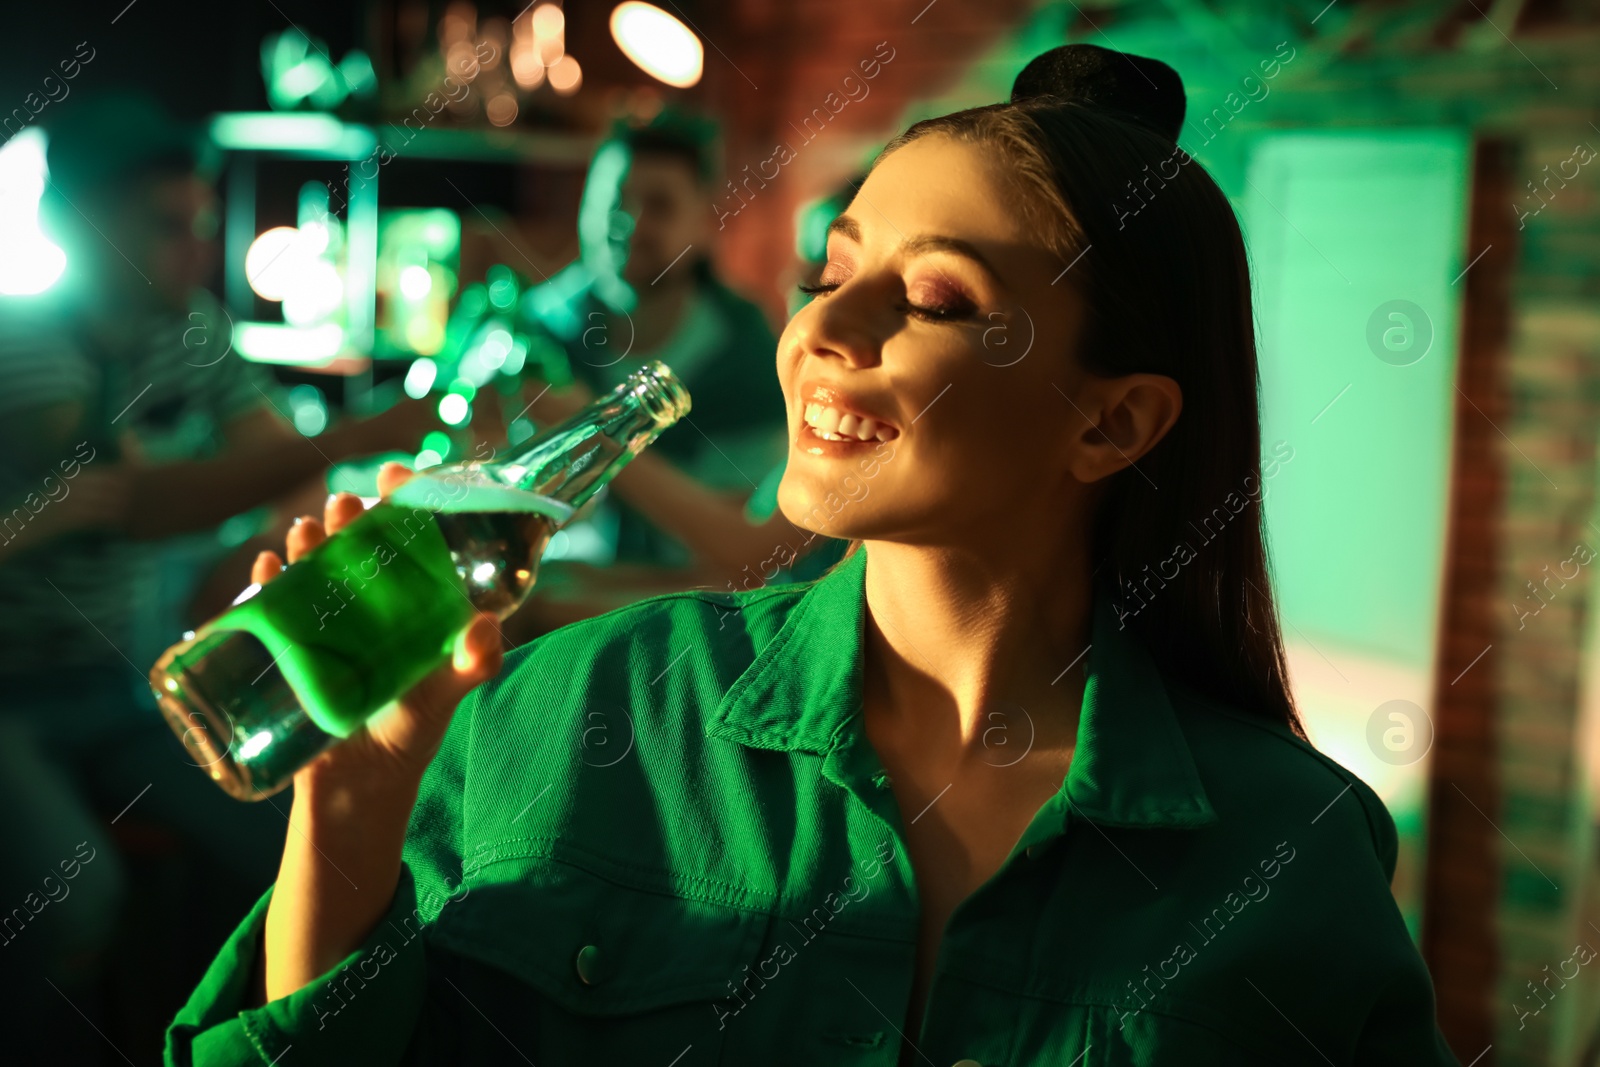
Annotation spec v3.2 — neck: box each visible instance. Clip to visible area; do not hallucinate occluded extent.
[860,533,1095,754]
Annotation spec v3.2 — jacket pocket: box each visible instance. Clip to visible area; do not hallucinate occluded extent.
[435,851,770,1065]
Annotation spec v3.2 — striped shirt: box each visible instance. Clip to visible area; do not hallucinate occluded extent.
[0,290,272,677]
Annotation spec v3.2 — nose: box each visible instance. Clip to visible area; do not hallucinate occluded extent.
[794,281,883,370]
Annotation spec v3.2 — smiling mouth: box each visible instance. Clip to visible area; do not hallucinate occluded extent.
[802,403,899,443]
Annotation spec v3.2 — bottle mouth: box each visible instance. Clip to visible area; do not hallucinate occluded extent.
[628,360,692,427]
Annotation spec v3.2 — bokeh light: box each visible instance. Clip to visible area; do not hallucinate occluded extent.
[610,2,702,88]
[438,392,470,425]
[245,226,317,302]
[548,55,582,95]
[403,357,438,398]
[399,264,433,301]
[0,130,67,297]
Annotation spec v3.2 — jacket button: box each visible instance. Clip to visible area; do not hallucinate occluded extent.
[1025,844,1042,860]
[575,944,607,985]
[951,1060,984,1067]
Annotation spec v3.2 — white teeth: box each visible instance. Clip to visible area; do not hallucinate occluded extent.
[802,402,897,442]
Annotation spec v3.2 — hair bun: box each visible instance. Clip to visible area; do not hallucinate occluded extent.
[1011,44,1186,145]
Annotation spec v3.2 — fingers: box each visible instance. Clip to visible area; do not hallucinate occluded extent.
[285,515,325,564]
[406,615,504,720]
[376,461,415,500]
[261,494,364,581]
[323,492,365,535]
[452,613,505,681]
[377,614,504,767]
[251,549,284,586]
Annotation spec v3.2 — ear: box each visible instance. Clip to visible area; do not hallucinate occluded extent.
[1064,372,1182,484]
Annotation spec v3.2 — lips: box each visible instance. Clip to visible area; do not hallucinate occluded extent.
[799,383,899,444]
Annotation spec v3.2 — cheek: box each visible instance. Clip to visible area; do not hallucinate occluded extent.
[910,370,1068,494]
[774,322,806,395]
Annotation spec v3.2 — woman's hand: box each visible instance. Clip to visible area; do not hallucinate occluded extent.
[251,462,503,788]
[260,461,503,1003]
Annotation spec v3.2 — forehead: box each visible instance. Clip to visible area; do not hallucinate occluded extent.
[850,133,1032,249]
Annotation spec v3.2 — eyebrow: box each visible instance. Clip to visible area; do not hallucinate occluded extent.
[825,214,1008,289]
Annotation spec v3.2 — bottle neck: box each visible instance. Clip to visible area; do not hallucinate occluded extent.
[493,364,689,514]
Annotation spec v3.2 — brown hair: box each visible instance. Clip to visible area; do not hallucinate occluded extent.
[852,99,1303,734]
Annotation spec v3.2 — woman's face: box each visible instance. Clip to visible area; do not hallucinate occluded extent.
[775,133,1092,546]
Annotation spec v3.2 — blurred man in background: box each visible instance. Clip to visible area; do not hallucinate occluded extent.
[0,94,429,1058]
[501,112,792,632]
[500,170,876,635]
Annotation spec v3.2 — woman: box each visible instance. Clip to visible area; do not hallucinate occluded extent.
[167,46,1458,1066]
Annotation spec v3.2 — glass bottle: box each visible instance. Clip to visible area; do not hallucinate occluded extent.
[151,360,690,800]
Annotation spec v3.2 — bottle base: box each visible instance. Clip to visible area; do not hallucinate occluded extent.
[150,629,337,801]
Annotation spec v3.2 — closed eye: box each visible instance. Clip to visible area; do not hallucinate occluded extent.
[796,282,975,324]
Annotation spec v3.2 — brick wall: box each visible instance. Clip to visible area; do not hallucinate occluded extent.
[1490,123,1600,1067]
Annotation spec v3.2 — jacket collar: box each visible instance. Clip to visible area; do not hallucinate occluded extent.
[705,544,1216,830]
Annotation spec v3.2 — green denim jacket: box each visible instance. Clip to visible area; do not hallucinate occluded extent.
[166,545,1460,1066]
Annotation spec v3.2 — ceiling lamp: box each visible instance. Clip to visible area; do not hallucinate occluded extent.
[609,2,703,88]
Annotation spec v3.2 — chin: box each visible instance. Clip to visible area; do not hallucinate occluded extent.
[778,462,899,544]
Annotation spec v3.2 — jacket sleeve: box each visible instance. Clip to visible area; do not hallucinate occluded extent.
[1346,782,1462,1067]
[164,683,482,1066]
[1351,967,1463,1066]
[163,866,435,1066]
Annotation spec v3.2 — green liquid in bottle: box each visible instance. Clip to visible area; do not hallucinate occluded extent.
[216,472,563,738]
[151,360,688,800]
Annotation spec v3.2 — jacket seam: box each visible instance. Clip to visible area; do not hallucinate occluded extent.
[462,834,780,912]
[1182,697,1391,859]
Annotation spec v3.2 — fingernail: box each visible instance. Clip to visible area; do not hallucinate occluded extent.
[292,515,306,527]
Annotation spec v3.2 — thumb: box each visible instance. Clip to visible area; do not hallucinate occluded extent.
[393,613,505,744]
